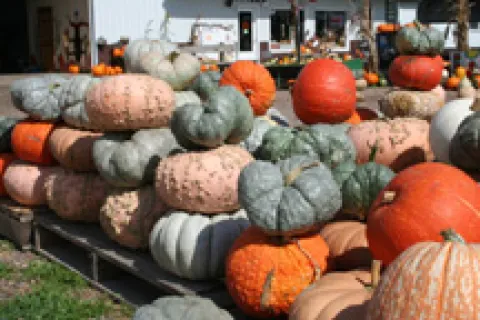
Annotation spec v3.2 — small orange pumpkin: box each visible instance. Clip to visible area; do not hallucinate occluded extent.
[68,64,80,74]
[343,54,352,61]
[364,72,379,85]
[0,153,17,196]
[456,66,467,79]
[377,23,400,32]
[445,76,461,89]
[114,66,123,74]
[200,64,210,72]
[11,121,56,165]
[92,63,106,77]
[112,47,124,57]
[209,64,219,72]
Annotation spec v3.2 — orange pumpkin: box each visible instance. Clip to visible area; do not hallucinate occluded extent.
[474,74,480,87]
[106,66,116,75]
[345,111,361,124]
[114,66,123,74]
[456,66,467,79]
[445,76,461,89]
[343,54,352,61]
[0,153,17,196]
[112,47,124,57]
[11,121,56,165]
[68,64,80,74]
[226,227,330,319]
[219,61,276,116]
[209,64,219,72]
[92,63,106,77]
[364,72,379,85]
[388,55,443,91]
[200,64,210,72]
[377,23,400,32]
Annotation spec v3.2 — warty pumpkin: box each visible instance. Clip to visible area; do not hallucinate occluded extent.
[388,55,443,91]
[123,38,178,73]
[395,21,445,56]
[0,117,22,153]
[0,153,17,196]
[11,120,56,165]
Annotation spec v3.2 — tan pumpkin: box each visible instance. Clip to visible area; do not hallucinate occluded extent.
[155,145,253,213]
[3,160,61,206]
[348,118,434,172]
[319,221,372,271]
[48,126,103,172]
[45,168,110,222]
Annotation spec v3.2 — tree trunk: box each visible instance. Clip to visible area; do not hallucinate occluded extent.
[290,0,301,62]
[457,0,470,51]
[360,0,379,73]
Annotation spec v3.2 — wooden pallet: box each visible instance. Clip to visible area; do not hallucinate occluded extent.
[32,209,253,319]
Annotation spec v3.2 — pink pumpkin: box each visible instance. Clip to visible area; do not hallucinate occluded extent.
[99,186,169,249]
[85,74,175,131]
[155,145,254,213]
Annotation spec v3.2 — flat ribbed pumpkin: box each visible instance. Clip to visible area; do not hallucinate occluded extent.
[388,55,443,91]
[11,121,56,165]
[219,60,276,116]
[0,153,17,196]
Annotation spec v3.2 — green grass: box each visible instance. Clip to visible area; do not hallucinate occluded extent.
[0,261,15,278]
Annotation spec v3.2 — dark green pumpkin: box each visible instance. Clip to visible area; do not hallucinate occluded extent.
[331,160,357,187]
[0,117,23,152]
[189,71,221,97]
[449,111,480,171]
[395,21,445,56]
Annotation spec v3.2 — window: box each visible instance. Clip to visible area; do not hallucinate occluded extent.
[270,10,304,45]
[239,12,252,52]
[315,11,346,46]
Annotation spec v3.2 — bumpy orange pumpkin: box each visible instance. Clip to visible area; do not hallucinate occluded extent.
[226,227,330,319]
[0,153,16,196]
[11,121,56,165]
[219,61,276,116]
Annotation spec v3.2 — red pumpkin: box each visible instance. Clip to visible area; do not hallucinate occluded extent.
[367,162,480,266]
[388,55,443,91]
[292,59,356,124]
[11,121,56,165]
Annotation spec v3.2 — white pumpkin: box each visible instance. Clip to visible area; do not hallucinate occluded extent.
[149,210,250,280]
[124,39,178,73]
[174,91,201,108]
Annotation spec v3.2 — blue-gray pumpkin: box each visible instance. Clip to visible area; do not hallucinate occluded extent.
[239,116,277,154]
[395,21,445,56]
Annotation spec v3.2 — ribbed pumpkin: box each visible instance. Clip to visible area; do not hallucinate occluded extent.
[292,59,356,124]
[239,116,277,155]
[0,117,22,152]
[156,145,253,213]
[367,162,480,266]
[226,227,330,319]
[123,39,178,73]
[395,21,445,56]
[388,55,443,91]
[0,153,17,196]
[219,60,276,116]
[11,121,56,165]
[85,74,175,131]
[367,230,480,320]
[48,126,102,172]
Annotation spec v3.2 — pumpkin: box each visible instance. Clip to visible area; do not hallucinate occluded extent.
[150,209,249,280]
[395,21,445,56]
[123,38,178,73]
[429,97,476,163]
[0,117,22,152]
[345,111,361,124]
[388,55,443,91]
[255,124,356,169]
[85,74,175,131]
[458,76,476,98]
[174,91,201,108]
[93,128,182,188]
[189,70,221,95]
[456,66,467,79]
[348,118,434,172]
[0,153,17,196]
[292,59,356,124]
[367,230,480,320]
[139,51,201,91]
[91,64,106,77]
[45,168,110,222]
[364,72,379,85]
[11,120,56,165]
[238,155,341,236]
[445,76,461,89]
[225,227,330,319]
[112,47,124,58]
[68,64,80,73]
[367,162,480,266]
[239,116,277,154]
[155,145,253,213]
[378,88,445,121]
[319,221,372,271]
[3,161,61,206]
[449,111,480,171]
[10,74,67,120]
[356,79,368,91]
[377,23,399,33]
[59,75,101,130]
[219,60,276,116]
[132,296,234,320]
[331,159,358,188]
[114,66,123,74]
[99,186,168,249]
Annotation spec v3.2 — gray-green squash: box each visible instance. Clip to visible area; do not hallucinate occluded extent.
[93,128,182,188]
[133,296,234,320]
[149,209,249,280]
[449,111,480,171]
[331,160,357,187]
[10,74,67,120]
[238,155,341,235]
[0,116,23,152]
[239,116,277,154]
[175,91,201,108]
[189,71,221,95]
[395,21,445,56]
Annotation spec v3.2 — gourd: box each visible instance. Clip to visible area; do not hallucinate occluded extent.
[449,111,480,171]
[123,38,178,73]
[11,121,57,165]
[175,91,201,108]
[0,117,22,152]
[395,21,445,56]
[93,128,182,188]
[139,51,201,91]
[388,55,443,91]
[10,74,67,120]
[155,145,253,213]
[150,210,250,280]
[239,116,277,154]
[85,74,175,131]
[0,153,17,196]
[238,156,341,235]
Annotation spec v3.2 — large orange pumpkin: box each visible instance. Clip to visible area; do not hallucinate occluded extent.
[292,59,356,124]
[219,61,276,116]
[367,162,480,266]
[388,55,443,90]
[0,153,16,196]
[11,121,56,165]
[226,227,330,319]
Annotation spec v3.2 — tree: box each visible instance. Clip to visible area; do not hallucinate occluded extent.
[290,0,302,62]
[353,0,379,73]
[457,0,471,51]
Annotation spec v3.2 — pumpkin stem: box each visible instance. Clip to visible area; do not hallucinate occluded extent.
[293,239,322,282]
[168,51,180,62]
[285,162,321,186]
[381,191,396,203]
[440,228,466,243]
[470,96,480,112]
[371,260,382,290]
[368,140,380,162]
[260,268,275,311]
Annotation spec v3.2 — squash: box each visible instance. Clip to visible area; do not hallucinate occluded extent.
[0,153,17,196]
[139,51,201,91]
[174,91,201,108]
[123,38,178,73]
[150,209,249,280]
[93,128,182,188]
[239,116,277,155]
[10,74,67,120]
[99,186,168,249]
[458,76,476,98]
[11,121,57,165]
[331,159,358,188]
[219,60,276,116]
[59,75,101,129]
[132,296,233,320]
[356,79,368,91]
[367,162,480,266]
[292,59,356,124]
[190,70,221,95]
[68,64,80,74]
[155,145,253,213]
[456,66,467,79]
[85,74,175,131]
[255,124,356,169]
[449,111,480,171]
[238,155,341,236]
[395,21,445,56]
[388,55,443,91]
[45,168,110,222]
[0,117,22,152]
[367,230,480,320]
[48,126,102,172]
[445,76,461,89]
[226,227,330,319]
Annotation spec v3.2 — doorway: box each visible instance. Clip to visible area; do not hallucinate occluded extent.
[237,7,259,61]
[37,6,54,71]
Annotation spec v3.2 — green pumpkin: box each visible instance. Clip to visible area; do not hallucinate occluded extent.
[133,296,234,320]
[395,21,445,56]
[238,155,341,235]
[239,116,277,154]
[331,160,357,187]
[0,117,23,152]
[255,124,356,169]
[189,70,221,97]
[449,111,480,171]
[175,91,201,108]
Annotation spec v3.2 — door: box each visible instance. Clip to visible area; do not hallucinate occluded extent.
[397,2,418,25]
[37,6,54,71]
[237,8,258,61]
